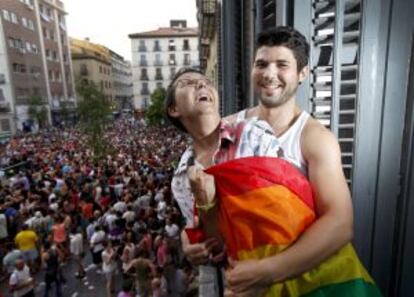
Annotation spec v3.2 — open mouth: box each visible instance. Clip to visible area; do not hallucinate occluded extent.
[196,92,212,102]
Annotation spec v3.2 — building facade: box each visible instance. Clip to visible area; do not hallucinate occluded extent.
[197,0,414,295]
[110,50,133,110]
[129,20,199,110]
[0,0,75,132]
[70,38,133,112]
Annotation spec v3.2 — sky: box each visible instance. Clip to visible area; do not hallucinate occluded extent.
[65,0,198,61]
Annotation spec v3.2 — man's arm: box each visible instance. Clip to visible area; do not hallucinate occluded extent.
[227,120,353,293]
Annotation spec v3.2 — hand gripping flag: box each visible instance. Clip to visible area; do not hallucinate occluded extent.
[205,156,382,297]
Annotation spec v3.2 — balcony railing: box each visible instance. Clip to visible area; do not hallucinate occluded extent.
[155,74,164,80]
[153,45,161,51]
[138,46,147,52]
[139,60,148,66]
[140,75,149,81]
[141,88,150,95]
[0,102,11,112]
[184,59,191,66]
[154,60,163,66]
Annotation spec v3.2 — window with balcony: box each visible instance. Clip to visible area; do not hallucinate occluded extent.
[2,10,10,22]
[80,64,88,76]
[168,40,176,51]
[22,17,27,28]
[156,82,163,89]
[141,82,149,95]
[153,40,161,51]
[154,54,163,66]
[184,53,191,66]
[169,54,176,66]
[140,68,149,80]
[31,44,38,54]
[155,68,163,80]
[183,39,190,51]
[28,19,34,30]
[10,12,18,24]
[138,40,147,52]
[139,54,147,66]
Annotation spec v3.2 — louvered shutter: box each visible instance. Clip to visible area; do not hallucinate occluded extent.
[310,0,362,185]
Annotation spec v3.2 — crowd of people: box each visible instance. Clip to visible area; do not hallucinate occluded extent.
[0,117,198,297]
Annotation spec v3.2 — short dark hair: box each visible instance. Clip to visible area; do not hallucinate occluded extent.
[165,67,204,133]
[256,26,309,71]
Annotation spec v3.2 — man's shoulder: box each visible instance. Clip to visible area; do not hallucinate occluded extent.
[301,116,340,160]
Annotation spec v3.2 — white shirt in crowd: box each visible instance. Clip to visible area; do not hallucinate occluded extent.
[113,201,127,213]
[9,264,34,297]
[90,230,106,253]
[70,233,84,256]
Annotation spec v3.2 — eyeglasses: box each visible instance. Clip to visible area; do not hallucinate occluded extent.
[175,78,213,88]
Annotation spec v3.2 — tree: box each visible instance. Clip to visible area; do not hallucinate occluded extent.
[76,80,113,159]
[145,87,166,126]
[27,95,49,129]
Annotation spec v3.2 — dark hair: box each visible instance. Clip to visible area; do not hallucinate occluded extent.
[165,67,204,132]
[256,26,309,71]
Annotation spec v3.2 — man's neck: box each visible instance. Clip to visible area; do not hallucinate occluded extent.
[257,99,302,137]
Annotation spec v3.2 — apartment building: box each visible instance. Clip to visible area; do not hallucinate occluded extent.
[110,50,133,110]
[70,38,133,112]
[0,0,75,132]
[128,20,199,109]
[70,38,113,102]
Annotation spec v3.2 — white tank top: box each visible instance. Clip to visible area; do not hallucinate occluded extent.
[236,110,309,174]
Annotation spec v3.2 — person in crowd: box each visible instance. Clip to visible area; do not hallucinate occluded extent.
[102,240,117,297]
[9,259,35,297]
[41,241,63,297]
[14,224,39,272]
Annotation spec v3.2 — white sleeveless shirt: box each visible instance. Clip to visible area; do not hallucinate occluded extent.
[236,110,310,174]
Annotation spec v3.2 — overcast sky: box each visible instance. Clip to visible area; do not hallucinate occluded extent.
[65,0,198,61]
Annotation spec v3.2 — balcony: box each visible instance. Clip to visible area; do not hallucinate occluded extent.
[141,88,150,95]
[139,60,148,66]
[154,60,163,66]
[138,46,147,52]
[153,45,161,51]
[169,59,177,66]
[183,59,191,66]
[140,74,149,81]
[0,102,11,113]
[155,74,164,80]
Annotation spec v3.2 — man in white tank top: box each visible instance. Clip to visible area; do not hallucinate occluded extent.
[222,27,354,296]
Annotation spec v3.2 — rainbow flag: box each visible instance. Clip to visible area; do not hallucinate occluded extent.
[205,156,382,297]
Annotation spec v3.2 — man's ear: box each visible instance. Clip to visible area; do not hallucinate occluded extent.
[168,105,180,118]
[299,65,309,83]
